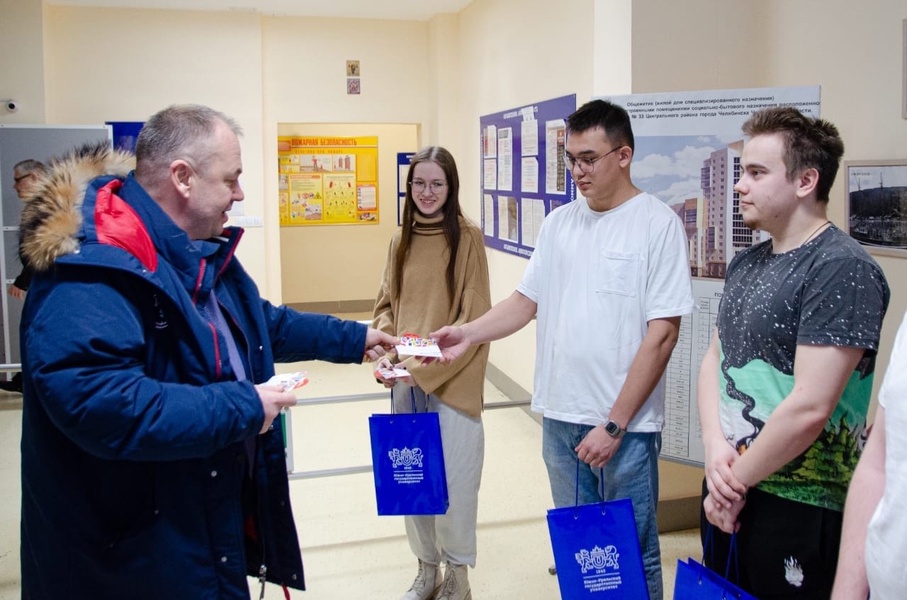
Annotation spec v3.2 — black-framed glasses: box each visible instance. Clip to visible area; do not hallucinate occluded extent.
[564,146,622,174]
[410,180,447,195]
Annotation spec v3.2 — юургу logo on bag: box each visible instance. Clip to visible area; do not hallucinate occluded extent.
[388,447,424,468]
[388,447,426,485]
[575,545,623,592]
[576,545,620,573]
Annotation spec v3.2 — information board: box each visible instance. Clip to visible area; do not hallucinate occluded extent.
[479,95,577,258]
[396,151,415,226]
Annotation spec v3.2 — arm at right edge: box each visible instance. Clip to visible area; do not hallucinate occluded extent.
[831,408,887,600]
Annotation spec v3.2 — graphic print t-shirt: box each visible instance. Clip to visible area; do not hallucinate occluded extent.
[716,225,889,510]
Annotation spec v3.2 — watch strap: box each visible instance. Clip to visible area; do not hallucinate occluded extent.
[605,419,625,438]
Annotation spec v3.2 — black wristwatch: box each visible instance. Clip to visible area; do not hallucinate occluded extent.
[604,419,625,439]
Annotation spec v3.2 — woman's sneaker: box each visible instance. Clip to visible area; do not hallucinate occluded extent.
[401,560,442,600]
[435,563,472,600]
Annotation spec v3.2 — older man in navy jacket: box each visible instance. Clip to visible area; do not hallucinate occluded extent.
[17,105,395,599]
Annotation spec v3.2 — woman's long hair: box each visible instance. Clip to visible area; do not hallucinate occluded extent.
[394,146,462,303]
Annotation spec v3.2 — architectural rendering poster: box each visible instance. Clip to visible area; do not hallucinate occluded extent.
[601,86,822,466]
[277,135,379,225]
[479,94,577,257]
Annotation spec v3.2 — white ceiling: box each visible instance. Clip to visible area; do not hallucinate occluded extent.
[45,0,475,21]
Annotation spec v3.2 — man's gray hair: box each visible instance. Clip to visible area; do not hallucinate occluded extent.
[13,159,48,177]
[135,104,242,182]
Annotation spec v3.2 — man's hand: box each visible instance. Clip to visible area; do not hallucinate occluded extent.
[363,328,398,362]
[429,325,470,364]
[575,425,621,468]
[703,491,745,534]
[704,438,747,509]
[255,384,297,434]
[8,284,25,300]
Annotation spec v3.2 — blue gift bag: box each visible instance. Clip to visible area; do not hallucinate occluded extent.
[368,389,449,516]
[673,558,757,600]
[673,529,757,600]
[547,461,648,599]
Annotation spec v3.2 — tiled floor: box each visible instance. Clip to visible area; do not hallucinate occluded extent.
[0,355,701,599]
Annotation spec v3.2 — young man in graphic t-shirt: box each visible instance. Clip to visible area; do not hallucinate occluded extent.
[696,107,890,599]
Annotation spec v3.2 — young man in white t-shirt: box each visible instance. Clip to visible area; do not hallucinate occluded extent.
[432,99,695,600]
[832,310,907,600]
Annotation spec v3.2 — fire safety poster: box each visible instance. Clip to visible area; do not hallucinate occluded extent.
[278,135,379,225]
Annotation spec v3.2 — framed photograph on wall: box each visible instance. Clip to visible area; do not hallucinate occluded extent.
[845,159,907,257]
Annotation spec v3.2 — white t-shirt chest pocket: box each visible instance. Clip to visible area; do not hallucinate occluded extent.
[596,251,640,297]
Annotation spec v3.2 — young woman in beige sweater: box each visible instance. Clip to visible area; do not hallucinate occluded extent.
[373,146,491,600]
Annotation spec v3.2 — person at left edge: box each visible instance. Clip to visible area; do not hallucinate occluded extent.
[17,104,397,600]
[0,159,48,394]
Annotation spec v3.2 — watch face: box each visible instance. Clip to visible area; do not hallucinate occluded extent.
[605,421,619,435]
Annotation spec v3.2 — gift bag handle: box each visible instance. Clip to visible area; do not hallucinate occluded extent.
[389,386,418,415]
[572,456,606,512]
[703,524,742,585]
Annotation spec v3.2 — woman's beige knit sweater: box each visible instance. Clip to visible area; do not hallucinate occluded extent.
[372,213,491,417]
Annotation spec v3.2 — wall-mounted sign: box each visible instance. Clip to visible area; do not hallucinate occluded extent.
[277,135,379,225]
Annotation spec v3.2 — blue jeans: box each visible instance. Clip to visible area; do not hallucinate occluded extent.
[543,418,663,600]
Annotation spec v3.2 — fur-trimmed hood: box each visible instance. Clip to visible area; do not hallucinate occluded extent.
[19,141,135,273]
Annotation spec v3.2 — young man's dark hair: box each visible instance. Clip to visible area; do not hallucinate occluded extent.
[742,106,844,202]
[566,99,635,151]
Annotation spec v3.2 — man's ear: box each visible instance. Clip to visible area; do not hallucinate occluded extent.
[170,160,193,199]
[796,167,819,199]
[617,145,634,167]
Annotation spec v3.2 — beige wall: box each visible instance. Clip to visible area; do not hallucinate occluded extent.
[0,0,44,124]
[632,1,769,93]
[39,6,271,288]
[0,0,46,123]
